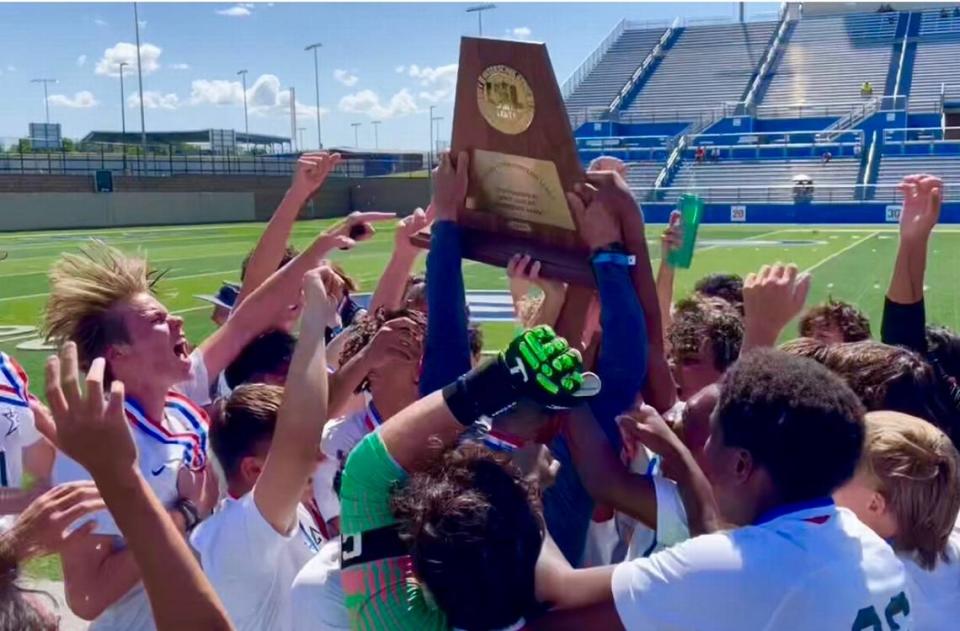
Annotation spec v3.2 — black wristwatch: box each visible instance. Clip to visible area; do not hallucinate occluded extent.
[175,498,201,532]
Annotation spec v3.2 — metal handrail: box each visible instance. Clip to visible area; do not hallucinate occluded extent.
[560,19,627,101]
[743,5,793,110]
[609,17,678,112]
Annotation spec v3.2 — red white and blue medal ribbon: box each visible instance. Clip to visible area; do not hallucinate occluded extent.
[125,392,209,471]
[0,353,31,409]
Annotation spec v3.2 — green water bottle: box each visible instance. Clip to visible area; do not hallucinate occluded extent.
[666,193,703,269]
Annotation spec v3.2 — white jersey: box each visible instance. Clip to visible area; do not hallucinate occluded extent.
[0,353,42,492]
[314,396,384,521]
[54,390,210,631]
[612,500,910,631]
[623,448,690,561]
[290,539,350,631]
[191,493,326,631]
[901,521,960,630]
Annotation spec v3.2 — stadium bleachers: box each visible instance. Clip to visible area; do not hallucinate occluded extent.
[564,27,667,113]
[622,21,777,119]
[666,158,861,202]
[909,10,960,111]
[624,160,664,193]
[875,155,960,200]
[760,13,897,114]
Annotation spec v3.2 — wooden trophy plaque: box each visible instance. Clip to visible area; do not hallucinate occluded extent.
[413,36,592,287]
[412,36,596,351]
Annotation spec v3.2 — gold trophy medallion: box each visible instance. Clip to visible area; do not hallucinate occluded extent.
[476,65,535,135]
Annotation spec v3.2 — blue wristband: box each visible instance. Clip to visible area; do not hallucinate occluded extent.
[591,251,636,267]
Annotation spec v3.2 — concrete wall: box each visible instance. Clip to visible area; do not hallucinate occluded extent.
[0,174,427,231]
[0,192,254,231]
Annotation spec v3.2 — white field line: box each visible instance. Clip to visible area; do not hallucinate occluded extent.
[803,231,880,274]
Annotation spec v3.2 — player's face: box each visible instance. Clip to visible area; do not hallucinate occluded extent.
[673,341,723,400]
[111,292,192,386]
[833,470,898,539]
[701,414,751,525]
[808,322,845,345]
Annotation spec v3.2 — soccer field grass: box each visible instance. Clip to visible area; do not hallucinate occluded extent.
[4,219,960,396]
[4,218,960,581]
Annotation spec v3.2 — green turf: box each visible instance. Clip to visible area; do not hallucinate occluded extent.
[6,220,960,581]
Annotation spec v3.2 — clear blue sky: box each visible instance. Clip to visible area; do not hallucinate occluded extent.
[0,2,779,151]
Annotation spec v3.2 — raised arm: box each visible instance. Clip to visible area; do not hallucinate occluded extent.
[655,210,682,344]
[198,211,392,384]
[882,174,942,351]
[586,171,677,412]
[420,151,472,396]
[508,254,567,329]
[367,207,432,314]
[254,268,332,534]
[235,152,342,307]
[741,263,811,351]
[45,349,233,631]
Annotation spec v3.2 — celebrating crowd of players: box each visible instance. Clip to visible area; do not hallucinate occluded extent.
[0,150,957,631]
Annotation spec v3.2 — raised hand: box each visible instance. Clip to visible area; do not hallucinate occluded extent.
[324,210,396,250]
[289,152,342,201]
[501,325,599,408]
[617,403,683,472]
[507,254,565,297]
[898,174,943,244]
[661,210,683,261]
[565,183,622,251]
[45,343,136,479]
[301,266,341,333]
[432,151,469,222]
[394,206,433,256]
[4,482,105,560]
[177,466,218,520]
[742,263,812,350]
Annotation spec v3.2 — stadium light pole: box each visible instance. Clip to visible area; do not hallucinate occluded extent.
[351,122,362,148]
[133,2,148,169]
[371,120,381,149]
[305,42,323,149]
[118,62,128,173]
[297,126,306,149]
[466,4,496,36]
[237,69,249,141]
[30,78,56,124]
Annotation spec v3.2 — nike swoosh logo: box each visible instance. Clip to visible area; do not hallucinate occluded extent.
[150,465,165,476]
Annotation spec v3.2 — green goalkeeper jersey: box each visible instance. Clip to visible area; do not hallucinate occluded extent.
[339,431,449,631]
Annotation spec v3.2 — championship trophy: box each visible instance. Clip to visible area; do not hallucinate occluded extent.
[414,36,592,286]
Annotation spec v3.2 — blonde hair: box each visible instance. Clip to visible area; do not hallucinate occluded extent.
[43,241,161,369]
[860,411,960,570]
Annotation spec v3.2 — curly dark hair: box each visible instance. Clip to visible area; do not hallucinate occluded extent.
[716,349,866,503]
[694,273,744,312]
[338,307,426,392]
[798,297,871,342]
[780,338,960,448]
[669,296,744,372]
[391,443,544,630]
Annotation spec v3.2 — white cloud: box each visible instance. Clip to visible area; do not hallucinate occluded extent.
[333,69,358,87]
[6,65,16,72]
[507,26,533,40]
[76,54,87,67]
[339,88,419,120]
[138,20,147,29]
[216,5,252,17]
[128,91,180,110]
[95,42,162,77]
[190,73,327,120]
[48,91,98,109]
[395,65,406,74]
[169,63,190,70]
[404,63,458,104]
[94,18,107,27]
